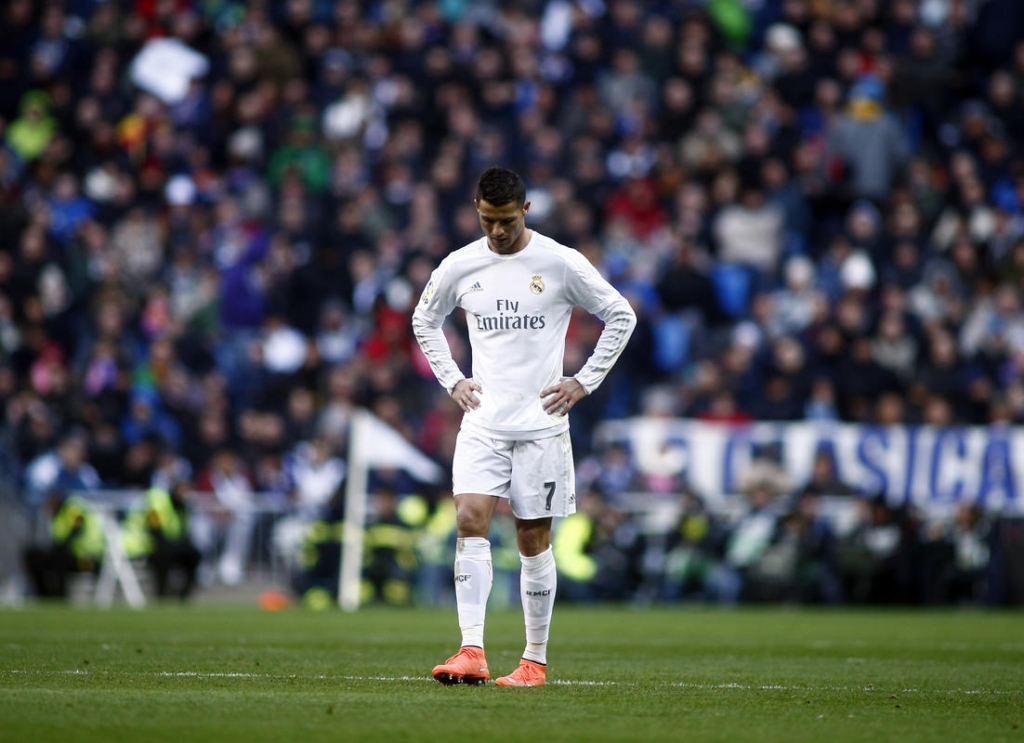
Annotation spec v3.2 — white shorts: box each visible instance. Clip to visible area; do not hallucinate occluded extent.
[452,429,576,519]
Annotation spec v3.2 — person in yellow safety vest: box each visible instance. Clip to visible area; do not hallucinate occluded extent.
[552,487,647,602]
[361,489,425,607]
[294,491,345,609]
[417,495,459,606]
[295,517,344,609]
[488,498,527,609]
[659,491,724,602]
[552,497,599,602]
[123,480,201,599]
[23,491,105,599]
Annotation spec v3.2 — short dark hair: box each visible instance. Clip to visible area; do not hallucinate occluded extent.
[475,166,526,208]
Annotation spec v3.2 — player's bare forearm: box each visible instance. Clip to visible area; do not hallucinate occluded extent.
[540,377,587,416]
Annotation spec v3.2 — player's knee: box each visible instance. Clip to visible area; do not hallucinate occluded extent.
[455,510,490,538]
[516,522,552,556]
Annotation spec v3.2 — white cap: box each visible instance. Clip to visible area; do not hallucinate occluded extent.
[785,255,815,288]
[840,251,876,291]
[228,126,263,162]
[84,167,117,202]
[165,174,196,206]
[733,321,762,350]
[766,23,802,53]
[263,326,309,374]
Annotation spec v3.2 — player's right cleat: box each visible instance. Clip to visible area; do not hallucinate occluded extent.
[432,646,490,686]
[495,659,546,687]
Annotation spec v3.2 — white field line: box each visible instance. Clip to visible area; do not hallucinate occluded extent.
[1,669,1021,695]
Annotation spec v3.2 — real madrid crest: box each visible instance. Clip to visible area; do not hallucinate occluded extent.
[530,275,545,294]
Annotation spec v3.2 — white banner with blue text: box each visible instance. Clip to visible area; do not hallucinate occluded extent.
[593,419,1022,514]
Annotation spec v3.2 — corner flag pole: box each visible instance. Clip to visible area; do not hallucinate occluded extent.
[338,408,444,610]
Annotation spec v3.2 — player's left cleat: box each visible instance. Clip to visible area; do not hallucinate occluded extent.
[495,659,546,687]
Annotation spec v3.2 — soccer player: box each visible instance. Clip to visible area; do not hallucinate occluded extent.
[412,166,637,687]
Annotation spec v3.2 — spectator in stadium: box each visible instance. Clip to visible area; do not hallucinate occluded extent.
[654,238,728,372]
[292,489,344,610]
[770,255,820,337]
[920,503,995,606]
[0,0,1021,610]
[22,490,105,600]
[707,457,791,604]
[801,449,857,499]
[553,487,646,604]
[23,430,102,506]
[287,435,346,516]
[825,74,910,205]
[659,491,727,603]
[836,495,921,605]
[788,491,844,604]
[122,479,202,601]
[550,490,600,603]
[191,448,257,587]
[361,487,422,608]
[575,441,642,510]
[712,180,785,284]
[415,496,458,608]
[412,167,636,687]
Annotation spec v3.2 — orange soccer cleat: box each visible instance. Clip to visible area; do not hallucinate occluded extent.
[495,659,546,687]
[432,646,490,686]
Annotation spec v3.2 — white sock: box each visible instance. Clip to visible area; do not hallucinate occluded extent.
[455,537,492,648]
[519,547,556,665]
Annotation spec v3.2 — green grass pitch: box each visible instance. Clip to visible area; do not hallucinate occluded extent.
[1,605,1021,743]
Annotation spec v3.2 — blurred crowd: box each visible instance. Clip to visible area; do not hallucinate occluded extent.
[556,451,1021,607]
[2,0,1024,604]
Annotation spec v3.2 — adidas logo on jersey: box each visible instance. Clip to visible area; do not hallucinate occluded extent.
[467,281,483,292]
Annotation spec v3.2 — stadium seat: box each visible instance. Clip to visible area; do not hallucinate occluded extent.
[711,264,752,318]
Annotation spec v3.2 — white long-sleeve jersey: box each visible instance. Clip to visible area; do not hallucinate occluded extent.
[412,231,637,440]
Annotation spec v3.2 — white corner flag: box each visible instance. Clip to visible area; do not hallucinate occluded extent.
[357,410,444,483]
[339,408,444,611]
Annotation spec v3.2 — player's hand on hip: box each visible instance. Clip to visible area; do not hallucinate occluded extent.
[451,378,483,412]
[541,377,586,416]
